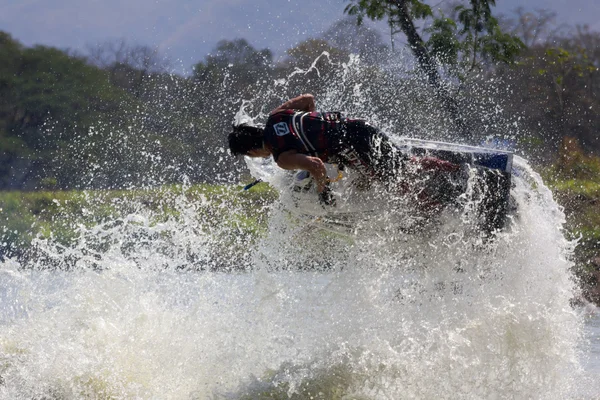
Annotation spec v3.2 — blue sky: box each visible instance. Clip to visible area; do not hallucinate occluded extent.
[2,0,599,73]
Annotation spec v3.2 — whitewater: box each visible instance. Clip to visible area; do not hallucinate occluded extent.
[0,152,598,399]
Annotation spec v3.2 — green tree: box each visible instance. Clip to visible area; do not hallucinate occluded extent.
[193,38,273,99]
[344,0,468,137]
[455,0,524,70]
[344,0,524,139]
[492,19,600,160]
[0,33,31,188]
[86,39,169,98]
[0,32,141,189]
[321,17,390,65]
[276,38,352,99]
[189,39,277,180]
[192,38,274,127]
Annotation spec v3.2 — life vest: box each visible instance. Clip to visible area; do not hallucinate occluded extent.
[264,110,344,162]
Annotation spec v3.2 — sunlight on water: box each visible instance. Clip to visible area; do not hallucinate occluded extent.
[0,53,596,399]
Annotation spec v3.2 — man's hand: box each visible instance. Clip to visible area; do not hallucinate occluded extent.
[276,151,336,207]
[319,183,337,207]
[277,151,329,191]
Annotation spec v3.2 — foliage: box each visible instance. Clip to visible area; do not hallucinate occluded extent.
[454,1,524,67]
[424,15,460,65]
[541,145,600,303]
[344,0,524,71]
[494,25,600,160]
[321,17,390,65]
[0,33,135,189]
[0,32,239,190]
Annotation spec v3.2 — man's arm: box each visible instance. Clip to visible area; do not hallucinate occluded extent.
[276,150,328,192]
[271,94,316,115]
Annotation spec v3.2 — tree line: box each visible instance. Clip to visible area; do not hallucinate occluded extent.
[0,1,599,191]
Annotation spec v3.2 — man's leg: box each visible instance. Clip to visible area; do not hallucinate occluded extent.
[342,120,406,181]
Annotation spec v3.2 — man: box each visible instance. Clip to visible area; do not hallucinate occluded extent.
[228,93,460,207]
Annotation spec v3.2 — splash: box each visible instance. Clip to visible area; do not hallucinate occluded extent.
[0,52,592,399]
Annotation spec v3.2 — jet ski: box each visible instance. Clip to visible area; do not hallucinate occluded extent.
[282,137,514,237]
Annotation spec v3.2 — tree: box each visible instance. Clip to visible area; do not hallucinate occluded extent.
[0,33,30,188]
[345,0,469,137]
[190,39,277,179]
[192,38,275,124]
[0,32,168,190]
[276,38,352,98]
[193,38,273,94]
[491,18,600,160]
[86,39,168,73]
[454,0,524,72]
[320,16,390,65]
[506,7,558,47]
[85,39,169,97]
[193,39,274,115]
[344,0,524,140]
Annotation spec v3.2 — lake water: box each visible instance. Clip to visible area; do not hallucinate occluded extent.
[0,269,598,399]
[582,308,600,395]
[0,155,598,398]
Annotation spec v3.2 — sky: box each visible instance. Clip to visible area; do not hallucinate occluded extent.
[2,0,600,74]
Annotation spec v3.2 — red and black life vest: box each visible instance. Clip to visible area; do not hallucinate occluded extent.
[264,110,344,162]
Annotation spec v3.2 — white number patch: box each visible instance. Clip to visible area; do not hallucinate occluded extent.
[273,122,290,136]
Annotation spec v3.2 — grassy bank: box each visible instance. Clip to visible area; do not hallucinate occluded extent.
[543,176,600,304]
[0,183,277,267]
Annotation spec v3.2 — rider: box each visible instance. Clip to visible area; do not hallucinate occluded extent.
[228,94,459,206]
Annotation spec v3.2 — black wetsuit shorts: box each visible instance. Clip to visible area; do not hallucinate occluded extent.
[331,120,407,181]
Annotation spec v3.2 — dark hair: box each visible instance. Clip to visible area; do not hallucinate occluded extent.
[228,124,265,156]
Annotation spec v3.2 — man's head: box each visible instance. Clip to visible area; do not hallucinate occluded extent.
[228,124,268,157]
